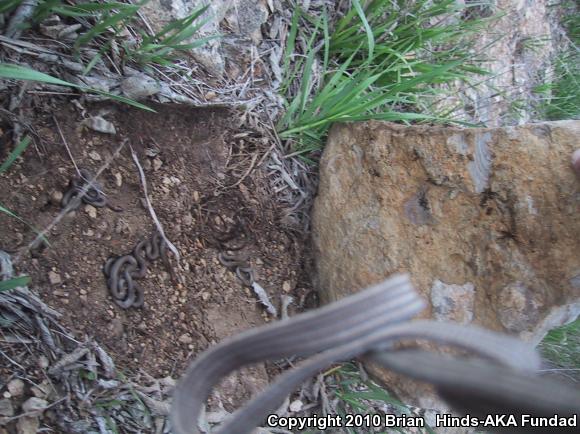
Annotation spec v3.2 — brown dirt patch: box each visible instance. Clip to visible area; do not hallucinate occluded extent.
[0,101,310,405]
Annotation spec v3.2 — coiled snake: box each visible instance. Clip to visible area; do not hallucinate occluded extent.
[61,168,121,211]
[103,232,169,308]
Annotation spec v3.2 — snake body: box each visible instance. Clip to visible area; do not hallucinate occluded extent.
[103,232,168,309]
[218,252,255,287]
[61,168,122,211]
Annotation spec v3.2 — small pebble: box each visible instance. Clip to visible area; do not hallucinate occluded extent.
[114,172,123,187]
[31,380,52,400]
[88,151,102,161]
[50,190,63,205]
[48,271,62,285]
[7,379,24,397]
[85,204,97,219]
[289,399,303,412]
[38,356,49,369]
[16,416,39,434]
[282,281,291,293]
[178,334,193,344]
[0,399,14,416]
[183,213,193,226]
[22,397,48,416]
[153,158,163,171]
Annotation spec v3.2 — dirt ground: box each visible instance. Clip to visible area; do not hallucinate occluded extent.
[0,100,312,409]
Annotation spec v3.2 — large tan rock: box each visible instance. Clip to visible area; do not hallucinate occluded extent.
[312,121,580,407]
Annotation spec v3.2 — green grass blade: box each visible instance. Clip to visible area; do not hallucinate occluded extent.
[0,0,22,14]
[150,5,209,42]
[321,9,330,72]
[50,2,134,17]
[281,8,300,91]
[0,136,31,174]
[0,276,31,292]
[0,63,76,86]
[75,5,140,49]
[0,202,49,244]
[352,0,374,61]
[0,64,154,111]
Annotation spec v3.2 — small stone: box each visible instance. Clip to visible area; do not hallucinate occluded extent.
[31,380,52,400]
[282,281,292,293]
[85,204,97,219]
[178,334,193,344]
[21,397,48,416]
[7,379,24,397]
[79,289,87,295]
[88,151,102,161]
[115,219,131,235]
[193,191,200,202]
[183,213,193,226]
[11,232,24,246]
[153,158,163,171]
[82,116,116,134]
[205,91,217,100]
[114,172,123,188]
[48,271,62,285]
[16,416,39,434]
[120,74,161,99]
[109,318,124,339]
[38,355,49,369]
[50,190,63,205]
[289,399,303,412]
[0,399,12,416]
[83,229,94,237]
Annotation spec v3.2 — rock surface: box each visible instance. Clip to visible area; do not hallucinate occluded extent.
[441,0,571,126]
[140,0,269,76]
[312,120,580,406]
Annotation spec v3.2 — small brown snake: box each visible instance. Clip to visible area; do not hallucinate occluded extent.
[103,232,169,309]
[61,168,122,211]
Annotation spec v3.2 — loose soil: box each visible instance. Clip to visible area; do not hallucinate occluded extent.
[0,100,312,408]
